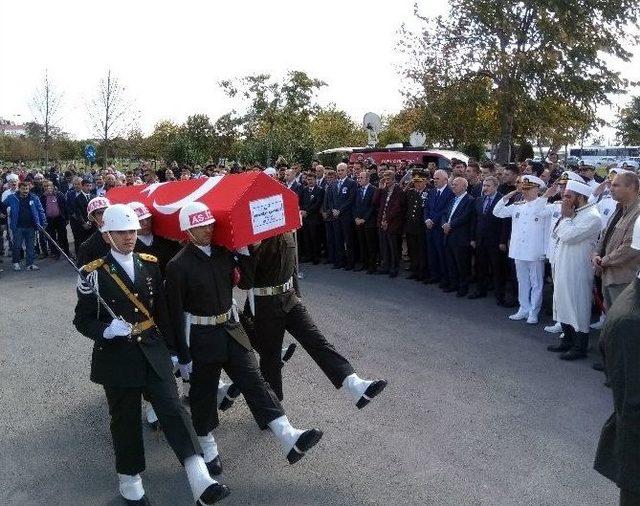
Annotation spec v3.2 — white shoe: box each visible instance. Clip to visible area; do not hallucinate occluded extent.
[526,315,538,325]
[13,263,21,271]
[26,264,39,271]
[509,310,528,321]
[590,314,606,330]
[544,322,562,333]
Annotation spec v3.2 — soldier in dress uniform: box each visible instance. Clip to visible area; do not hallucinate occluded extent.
[165,202,323,476]
[493,175,548,324]
[594,216,640,505]
[76,196,111,267]
[73,204,229,506]
[126,201,241,430]
[242,231,387,407]
[403,169,429,281]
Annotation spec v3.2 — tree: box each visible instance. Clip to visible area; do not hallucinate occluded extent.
[145,120,181,161]
[30,71,62,166]
[398,0,640,162]
[184,114,214,164]
[87,70,137,169]
[220,71,326,165]
[310,106,366,151]
[617,96,640,146]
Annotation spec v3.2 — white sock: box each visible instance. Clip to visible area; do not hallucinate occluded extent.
[197,432,219,463]
[118,473,145,501]
[184,454,216,501]
[268,415,304,454]
[280,346,288,360]
[216,380,230,407]
[342,373,372,402]
[145,404,158,424]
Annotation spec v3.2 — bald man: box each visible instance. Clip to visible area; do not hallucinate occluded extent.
[442,177,475,296]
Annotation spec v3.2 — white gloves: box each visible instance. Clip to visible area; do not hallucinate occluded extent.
[103,319,133,339]
[179,361,193,382]
[171,355,179,368]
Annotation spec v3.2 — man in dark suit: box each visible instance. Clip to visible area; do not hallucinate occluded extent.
[373,170,405,278]
[469,176,506,303]
[442,177,475,297]
[354,169,378,273]
[404,169,429,281]
[424,169,454,285]
[321,169,337,265]
[74,177,95,245]
[331,162,358,270]
[300,172,324,264]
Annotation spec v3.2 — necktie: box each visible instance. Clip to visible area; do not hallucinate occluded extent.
[483,196,491,214]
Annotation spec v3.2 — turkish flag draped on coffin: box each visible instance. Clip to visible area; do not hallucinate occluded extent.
[106,172,301,249]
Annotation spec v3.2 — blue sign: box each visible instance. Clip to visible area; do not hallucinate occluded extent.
[85,144,97,163]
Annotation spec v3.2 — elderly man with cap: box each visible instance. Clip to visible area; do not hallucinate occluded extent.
[546,180,601,360]
[594,216,640,505]
[73,204,230,506]
[165,202,323,475]
[76,196,111,267]
[493,175,548,324]
[540,171,586,334]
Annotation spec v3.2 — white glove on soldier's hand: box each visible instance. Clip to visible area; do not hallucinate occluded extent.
[103,319,133,339]
[170,355,179,368]
[179,361,193,382]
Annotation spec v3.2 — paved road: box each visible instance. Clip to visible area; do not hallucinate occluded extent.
[1,257,617,505]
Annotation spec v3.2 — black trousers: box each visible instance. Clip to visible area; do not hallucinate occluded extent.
[475,241,504,300]
[333,217,355,268]
[103,362,199,475]
[445,241,471,292]
[190,336,284,435]
[381,231,401,274]
[325,220,337,264]
[251,302,355,401]
[620,488,640,505]
[406,231,427,279]
[44,216,69,255]
[355,224,378,272]
[301,219,321,263]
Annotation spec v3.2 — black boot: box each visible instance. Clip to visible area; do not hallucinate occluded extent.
[560,331,589,361]
[547,333,573,353]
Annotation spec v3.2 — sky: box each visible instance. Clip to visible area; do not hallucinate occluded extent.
[0,0,638,143]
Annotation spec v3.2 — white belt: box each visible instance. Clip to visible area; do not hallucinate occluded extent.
[189,310,232,326]
[253,277,294,296]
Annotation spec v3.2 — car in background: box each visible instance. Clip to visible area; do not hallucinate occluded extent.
[317,146,469,169]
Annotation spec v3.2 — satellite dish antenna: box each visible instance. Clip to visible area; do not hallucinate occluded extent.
[363,112,382,147]
[409,131,426,147]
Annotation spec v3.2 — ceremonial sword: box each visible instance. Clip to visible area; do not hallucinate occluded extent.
[36,224,119,320]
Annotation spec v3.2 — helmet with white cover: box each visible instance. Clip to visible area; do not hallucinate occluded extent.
[87,196,111,217]
[179,201,215,231]
[101,203,141,232]
[128,201,152,220]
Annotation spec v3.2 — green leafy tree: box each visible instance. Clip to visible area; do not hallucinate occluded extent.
[398,0,640,162]
[310,106,366,151]
[617,96,640,145]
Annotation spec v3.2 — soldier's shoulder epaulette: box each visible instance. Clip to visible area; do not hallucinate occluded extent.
[81,258,105,272]
[138,253,158,263]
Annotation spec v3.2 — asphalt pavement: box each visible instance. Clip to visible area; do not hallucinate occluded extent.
[1,256,618,505]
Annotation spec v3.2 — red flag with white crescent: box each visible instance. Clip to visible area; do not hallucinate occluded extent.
[106,172,301,249]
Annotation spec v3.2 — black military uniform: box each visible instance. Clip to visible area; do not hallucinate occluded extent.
[73,252,200,477]
[77,230,110,266]
[165,243,285,435]
[594,278,640,504]
[243,233,358,400]
[403,177,429,281]
[134,235,181,276]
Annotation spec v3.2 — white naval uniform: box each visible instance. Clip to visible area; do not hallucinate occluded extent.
[550,203,601,333]
[493,196,548,318]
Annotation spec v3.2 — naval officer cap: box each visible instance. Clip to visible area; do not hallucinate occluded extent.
[558,171,584,184]
[520,175,545,189]
[565,179,593,197]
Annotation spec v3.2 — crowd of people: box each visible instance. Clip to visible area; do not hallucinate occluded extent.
[2,154,640,504]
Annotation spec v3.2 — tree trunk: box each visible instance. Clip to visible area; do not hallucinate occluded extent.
[496,89,515,164]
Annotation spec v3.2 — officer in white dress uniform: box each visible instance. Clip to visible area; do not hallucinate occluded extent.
[493,175,548,324]
[546,180,602,360]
